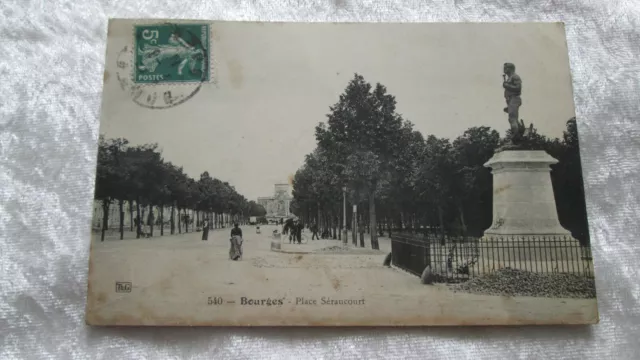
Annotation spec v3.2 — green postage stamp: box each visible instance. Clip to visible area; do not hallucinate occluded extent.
[134,23,210,84]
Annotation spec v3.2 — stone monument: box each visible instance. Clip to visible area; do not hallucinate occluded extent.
[481,63,580,263]
[483,151,571,237]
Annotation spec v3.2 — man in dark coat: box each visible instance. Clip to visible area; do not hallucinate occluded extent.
[201,219,209,240]
[296,221,303,244]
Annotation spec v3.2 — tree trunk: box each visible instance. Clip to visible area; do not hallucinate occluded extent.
[118,199,124,240]
[129,200,134,232]
[178,207,182,234]
[359,216,365,248]
[458,204,467,237]
[352,211,357,246]
[170,202,176,235]
[148,204,154,237]
[324,211,330,236]
[184,209,189,233]
[100,199,110,242]
[160,205,164,236]
[135,198,142,239]
[332,214,337,240]
[369,190,379,250]
[352,213,357,245]
[438,205,445,246]
[356,212,360,242]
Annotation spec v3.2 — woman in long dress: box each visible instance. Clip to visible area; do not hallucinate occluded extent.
[229,223,243,260]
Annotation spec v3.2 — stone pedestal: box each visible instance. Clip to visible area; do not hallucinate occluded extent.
[482,150,580,262]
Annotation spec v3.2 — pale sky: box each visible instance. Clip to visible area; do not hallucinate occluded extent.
[101,21,576,202]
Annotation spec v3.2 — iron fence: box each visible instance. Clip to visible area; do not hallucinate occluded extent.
[390,233,430,276]
[390,232,594,283]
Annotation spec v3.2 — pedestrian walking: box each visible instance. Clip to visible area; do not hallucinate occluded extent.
[229,223,243,260]
[311,223,319,240]
[290,220,297,243]
[134,216,140,237]
[296,221,303,244]
[202,219,209,240]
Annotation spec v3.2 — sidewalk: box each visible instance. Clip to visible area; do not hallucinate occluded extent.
[274,234,390,255]
[276,239,344,254]
[337,231,393,253]
[94,226,231,242]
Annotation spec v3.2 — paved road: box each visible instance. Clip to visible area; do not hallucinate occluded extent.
[86,225,598,326]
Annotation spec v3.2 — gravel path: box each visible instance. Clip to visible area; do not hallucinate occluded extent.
[450,268,597,299]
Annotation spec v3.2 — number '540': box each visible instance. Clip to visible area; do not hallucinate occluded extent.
[208,297,223,305]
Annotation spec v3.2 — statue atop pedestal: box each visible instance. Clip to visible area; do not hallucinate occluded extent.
[479,66,582,263]
[501,62,534,150]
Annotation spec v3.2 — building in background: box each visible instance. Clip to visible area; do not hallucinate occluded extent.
[257,183,293,222]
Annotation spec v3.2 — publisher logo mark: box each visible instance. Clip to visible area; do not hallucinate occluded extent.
[116,282,132,293]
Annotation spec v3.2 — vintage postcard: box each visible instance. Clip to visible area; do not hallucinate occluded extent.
[86,19,598,326]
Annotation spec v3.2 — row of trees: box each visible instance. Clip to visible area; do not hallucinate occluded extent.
[95,137,266,241]
[290,74,590,248]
